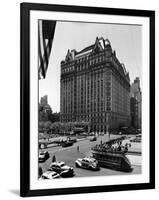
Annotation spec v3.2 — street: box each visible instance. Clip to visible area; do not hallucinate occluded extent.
[39,134,141,178]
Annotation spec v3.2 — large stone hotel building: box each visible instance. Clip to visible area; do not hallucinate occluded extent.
[60,37,131,132]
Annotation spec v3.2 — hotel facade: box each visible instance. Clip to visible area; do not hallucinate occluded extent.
[60,37,131,132]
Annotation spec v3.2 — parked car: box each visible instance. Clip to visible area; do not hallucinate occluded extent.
[136,129,141,134]
[130,136,141,143]
[67,137,77,143]
[61,140,74,147]
[39,171,60,180]
[39,151,50,162]
[90,136,97,142]
[118,126,128,134]
[75,157,100,171]
[49,161,74,177]
[136,134,142,138]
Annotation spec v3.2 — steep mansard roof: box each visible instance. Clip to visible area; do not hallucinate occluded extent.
[64,37,111,61]
[63,37,129,82]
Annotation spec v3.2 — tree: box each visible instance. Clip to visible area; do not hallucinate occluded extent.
[38,121,45,132]
[39,102,53,122]
[43,121,52,131]
[49,112,60,123]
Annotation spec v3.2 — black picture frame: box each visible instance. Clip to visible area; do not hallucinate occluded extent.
[20,2,155,197]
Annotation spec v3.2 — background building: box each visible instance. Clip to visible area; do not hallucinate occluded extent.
[40,95,48,106]
[60,37,131,132]
[39,95,52,122]
[39,95,60,123]
[130,77,142,129]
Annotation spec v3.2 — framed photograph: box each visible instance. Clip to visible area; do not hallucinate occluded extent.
[20,3,155,197]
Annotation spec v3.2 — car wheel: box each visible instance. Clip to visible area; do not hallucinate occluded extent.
[88,166,92,170]
[75,163,79,168]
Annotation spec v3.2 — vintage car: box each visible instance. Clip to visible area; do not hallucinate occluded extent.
[39,171,60,180]
[60,140,74,147]
[49,161,74,177]
[38,151,50,162]
[130,137,141,143]
[90,136,97,142]
[67,138,77,143]
[75,157,100,171]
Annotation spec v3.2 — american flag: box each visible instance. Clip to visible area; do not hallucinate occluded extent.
[38,20,56,79]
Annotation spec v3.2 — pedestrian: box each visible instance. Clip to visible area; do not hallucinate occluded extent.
[52,155,56,162]
[118,145,121,151]
[124,145,128,152]
[77,145,80,152]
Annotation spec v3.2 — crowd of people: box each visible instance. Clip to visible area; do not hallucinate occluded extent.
[92,138,131,153]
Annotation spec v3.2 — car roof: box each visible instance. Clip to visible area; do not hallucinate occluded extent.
[39,151,45,153]
[51,161,65,166]
[39,150,47,153]
[83,157,96,161]
[43,171,57,175]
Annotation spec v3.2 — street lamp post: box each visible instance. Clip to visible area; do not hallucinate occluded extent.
[106,112,110,139]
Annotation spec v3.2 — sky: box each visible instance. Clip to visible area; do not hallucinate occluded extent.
[39,21,142,112]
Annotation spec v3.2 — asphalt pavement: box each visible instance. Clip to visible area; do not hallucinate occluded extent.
[39,134,141,178]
